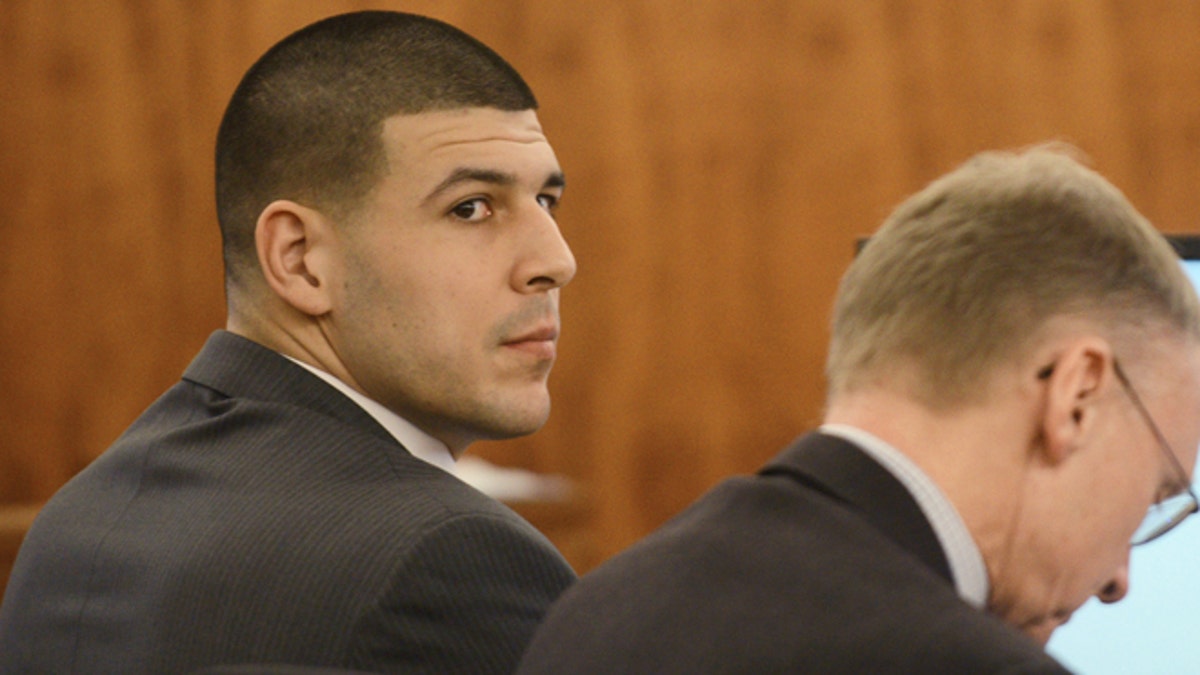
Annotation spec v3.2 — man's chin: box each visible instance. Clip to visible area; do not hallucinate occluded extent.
[476,402,552,441]
[1019,612,1071,646]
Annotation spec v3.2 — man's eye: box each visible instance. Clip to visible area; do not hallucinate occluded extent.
[537,194,559,212]
[450,198,492,222]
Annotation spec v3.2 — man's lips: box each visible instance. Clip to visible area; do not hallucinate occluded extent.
[501,324,559,359]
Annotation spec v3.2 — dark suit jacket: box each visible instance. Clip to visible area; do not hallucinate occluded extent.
[516,432,1071,674]
[0,331,576,674]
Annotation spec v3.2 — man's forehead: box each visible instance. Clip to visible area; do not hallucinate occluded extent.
[373,109,558,200]
[381,107,549,155]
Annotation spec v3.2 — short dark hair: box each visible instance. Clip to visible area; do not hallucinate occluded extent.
[215,10,538,293]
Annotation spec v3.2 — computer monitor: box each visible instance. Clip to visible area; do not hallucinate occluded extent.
[1045,234,1200,673]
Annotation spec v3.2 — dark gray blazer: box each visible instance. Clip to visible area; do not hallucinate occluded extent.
[0,331,576,674]
[516,432,1071,674]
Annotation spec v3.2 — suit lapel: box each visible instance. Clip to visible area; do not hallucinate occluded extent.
[760,432,953,584]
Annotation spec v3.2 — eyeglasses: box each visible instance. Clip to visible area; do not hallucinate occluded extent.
[1111,359,1200,546]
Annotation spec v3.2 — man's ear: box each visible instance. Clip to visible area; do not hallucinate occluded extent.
[254,200,337,317]
[1039,338,1114,465]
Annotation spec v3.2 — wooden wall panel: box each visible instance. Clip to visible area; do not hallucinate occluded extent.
[5,1,1200,585]
[1,2,225,503]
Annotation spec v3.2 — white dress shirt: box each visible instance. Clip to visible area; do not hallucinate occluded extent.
[285,356,456,473]
[820,423,990,609]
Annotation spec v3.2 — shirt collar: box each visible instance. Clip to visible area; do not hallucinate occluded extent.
[819,423,989,609]
[284,356,457,473]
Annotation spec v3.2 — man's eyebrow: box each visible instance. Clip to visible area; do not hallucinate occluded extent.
[544,171,566,190]
[422,167,566,206]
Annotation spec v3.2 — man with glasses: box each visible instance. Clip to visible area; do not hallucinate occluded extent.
[517,145,1200,674]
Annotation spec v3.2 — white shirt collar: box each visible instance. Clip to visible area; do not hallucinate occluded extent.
[819,423,990,609]
[284,356,457,473]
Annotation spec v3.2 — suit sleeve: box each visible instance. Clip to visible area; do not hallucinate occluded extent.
[348,513,577,675]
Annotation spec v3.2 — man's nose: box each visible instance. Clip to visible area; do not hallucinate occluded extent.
[514,206,576,292]
[1097,565,1130,604]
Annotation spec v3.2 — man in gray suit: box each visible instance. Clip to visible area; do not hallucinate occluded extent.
[516,147,1200,673]
[0,11,576,674]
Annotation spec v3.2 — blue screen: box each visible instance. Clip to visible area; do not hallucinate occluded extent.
[1045,258,1200,673]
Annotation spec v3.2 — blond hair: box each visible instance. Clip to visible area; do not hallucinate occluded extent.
[827,145,1200,407]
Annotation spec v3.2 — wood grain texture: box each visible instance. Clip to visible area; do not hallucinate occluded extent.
[4,1,1200,577]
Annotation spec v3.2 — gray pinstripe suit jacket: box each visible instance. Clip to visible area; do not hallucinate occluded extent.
[0,331,576,674]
